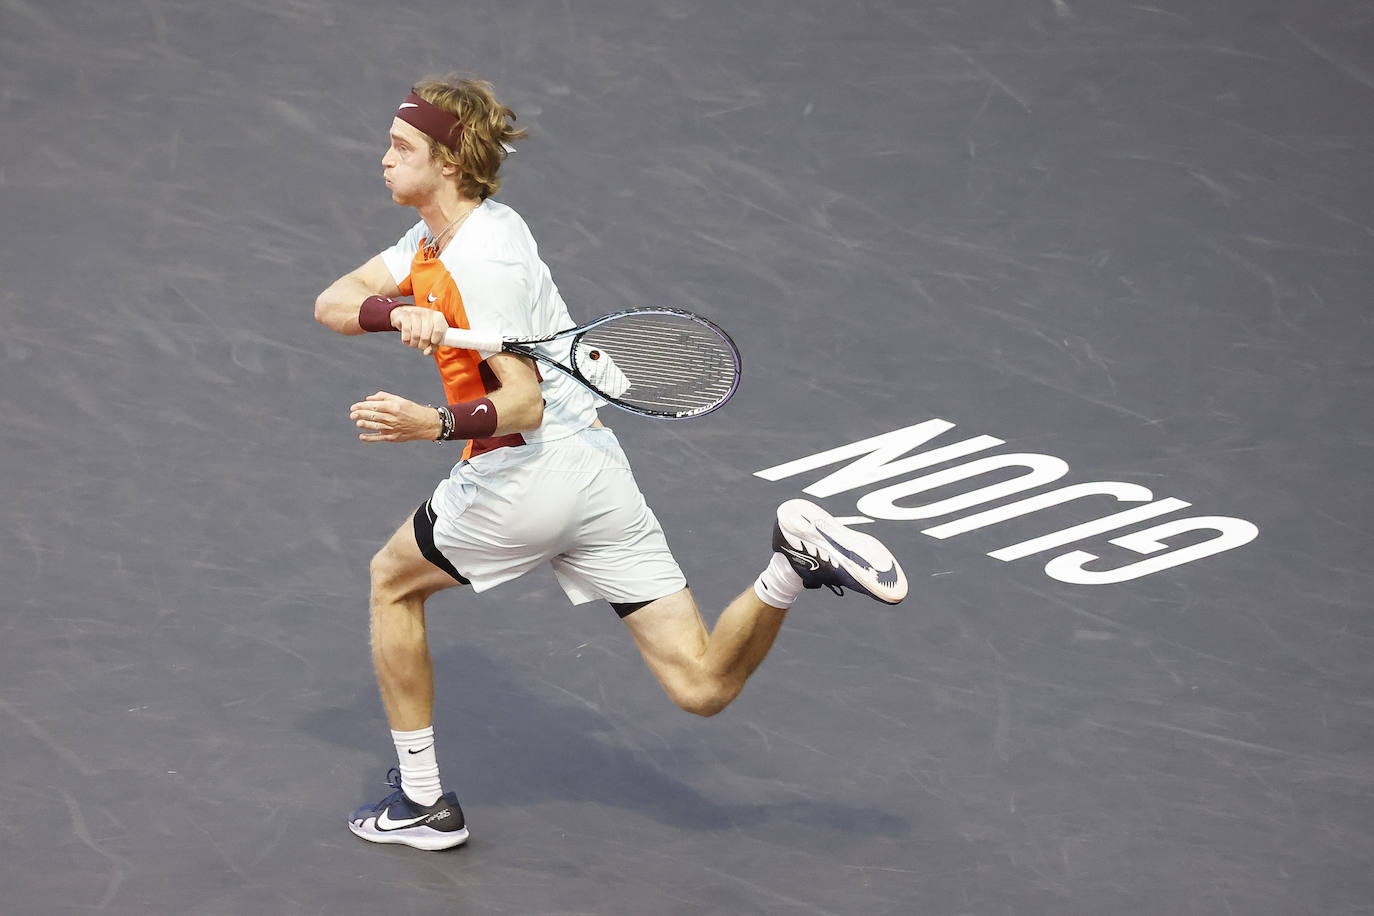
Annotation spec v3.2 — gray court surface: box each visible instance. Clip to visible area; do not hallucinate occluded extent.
[3,1,1373,913]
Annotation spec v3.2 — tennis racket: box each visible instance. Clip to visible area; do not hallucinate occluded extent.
[439,307,741,419]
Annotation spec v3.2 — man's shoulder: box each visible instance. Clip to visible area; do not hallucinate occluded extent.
[451,200,535,263]
[476,198,531,238]
[481,197,520,220]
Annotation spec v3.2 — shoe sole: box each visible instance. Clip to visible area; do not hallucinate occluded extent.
[348,821,470,851]
[777,499,908,604]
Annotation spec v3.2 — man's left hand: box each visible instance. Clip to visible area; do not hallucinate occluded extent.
[350,391,443,442]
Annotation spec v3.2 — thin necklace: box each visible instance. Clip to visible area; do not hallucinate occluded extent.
[426,201,480,255]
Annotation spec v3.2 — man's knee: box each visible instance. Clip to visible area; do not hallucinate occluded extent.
[679,693,730,718]
[369,539,444,606]
[369,544,406,600]
[665,677,736,718]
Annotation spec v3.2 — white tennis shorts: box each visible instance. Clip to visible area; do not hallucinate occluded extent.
[424,426,687,606]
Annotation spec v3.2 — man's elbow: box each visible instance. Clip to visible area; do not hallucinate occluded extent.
[501,393,544,433]
[517,396,545,432]
[314,292,361,334]
[313,292,335,327]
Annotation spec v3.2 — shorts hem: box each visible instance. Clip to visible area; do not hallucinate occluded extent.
[412,500,471,585]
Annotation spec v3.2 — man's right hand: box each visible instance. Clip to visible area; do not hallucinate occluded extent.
[391,306,451,356]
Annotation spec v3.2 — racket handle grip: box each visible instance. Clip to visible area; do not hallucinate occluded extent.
[440,327,505,352]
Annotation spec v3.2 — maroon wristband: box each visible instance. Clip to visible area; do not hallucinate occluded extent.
[358,295,403,332]
[448,397,498,439]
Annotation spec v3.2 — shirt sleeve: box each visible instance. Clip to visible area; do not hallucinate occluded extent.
[379,221,427,287]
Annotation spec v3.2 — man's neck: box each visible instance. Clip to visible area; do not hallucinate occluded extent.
[418,193,480,238]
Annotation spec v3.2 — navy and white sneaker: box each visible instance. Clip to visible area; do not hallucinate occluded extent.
[348,768,469,851]
[773,499,908,605]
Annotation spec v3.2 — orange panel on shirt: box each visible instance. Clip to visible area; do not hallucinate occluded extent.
[401,246,487,404]
[400,242,524,460]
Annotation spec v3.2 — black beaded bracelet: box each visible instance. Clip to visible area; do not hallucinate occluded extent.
[434,405,456,441]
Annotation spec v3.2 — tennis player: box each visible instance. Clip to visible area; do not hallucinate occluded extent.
[314,76,909,851]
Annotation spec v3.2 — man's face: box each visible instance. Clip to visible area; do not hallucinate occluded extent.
[382,118,445,205]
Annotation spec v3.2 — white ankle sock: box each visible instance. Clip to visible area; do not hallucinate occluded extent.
[392,726,442,807]
[754,552,804,608]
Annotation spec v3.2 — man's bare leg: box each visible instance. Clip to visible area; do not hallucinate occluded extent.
[348,519,471,850]
[368,520,461,730]
[622,587,789,717]
[622,499,910,717]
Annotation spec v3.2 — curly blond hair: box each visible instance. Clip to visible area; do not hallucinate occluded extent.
[413,76,527,200]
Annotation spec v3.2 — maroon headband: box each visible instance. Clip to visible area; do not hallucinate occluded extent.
[395,90,463,148]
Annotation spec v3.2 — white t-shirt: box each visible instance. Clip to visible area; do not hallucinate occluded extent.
[380,199,601,445]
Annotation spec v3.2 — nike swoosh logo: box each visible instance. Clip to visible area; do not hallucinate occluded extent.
[427,292,438,303]
[819,530,878,571]
[779,544,821,571]
[472,404,489,415]
[375,808,430,831]
[407,744,433,755]
[398,103,420,110]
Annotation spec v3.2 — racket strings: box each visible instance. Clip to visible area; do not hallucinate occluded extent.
[576,314,739,416]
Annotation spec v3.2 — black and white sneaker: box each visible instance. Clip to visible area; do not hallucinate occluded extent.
[348,768,469,851]
[773,499,908,605]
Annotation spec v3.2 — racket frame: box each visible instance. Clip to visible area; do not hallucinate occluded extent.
[440,307,741,419]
